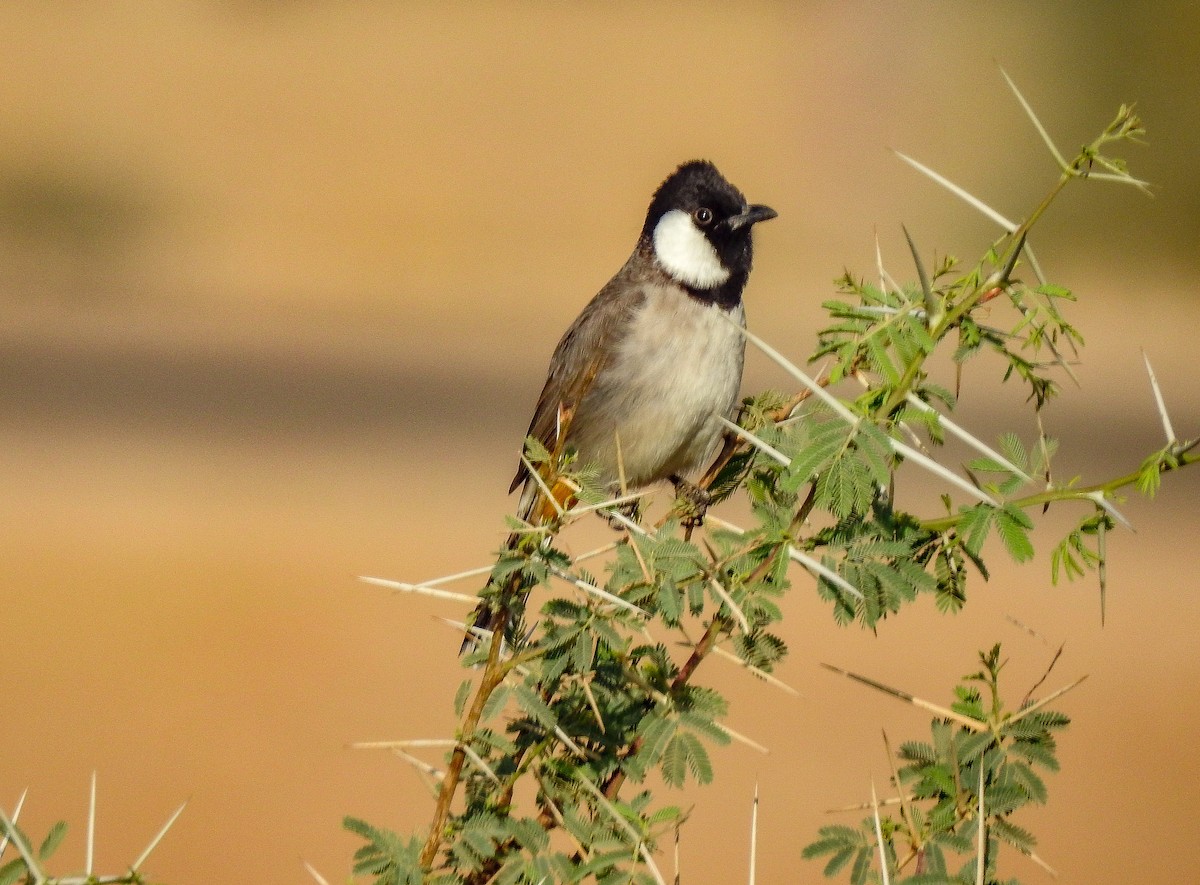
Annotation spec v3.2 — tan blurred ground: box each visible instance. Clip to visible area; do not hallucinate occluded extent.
[1,4,1198,883]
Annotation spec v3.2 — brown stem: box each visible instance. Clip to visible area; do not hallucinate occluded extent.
[419,603,511,870]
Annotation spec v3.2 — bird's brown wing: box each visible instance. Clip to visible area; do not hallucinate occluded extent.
[509,272,646,496]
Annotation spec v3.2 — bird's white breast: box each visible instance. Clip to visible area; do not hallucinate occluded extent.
[573,286,746,488]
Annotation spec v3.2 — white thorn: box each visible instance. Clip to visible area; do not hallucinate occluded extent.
[905,394,1033,484]
[131,800,188,871]
[787,547,865,601]
[1142,350,1177,445]
[303,859,333,885]
[871,778,891,885]
[1086,491,1134,533]
[893,150,1018,231]
[748,782,760,885]
[87,771,97,875]
[717,415,791,466]
[359,575,478,604]
[999,66,1069,171]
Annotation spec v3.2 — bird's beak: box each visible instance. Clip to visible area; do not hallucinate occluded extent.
[721,203,778,232]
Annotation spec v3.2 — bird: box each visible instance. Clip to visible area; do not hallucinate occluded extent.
[463,160,776,654]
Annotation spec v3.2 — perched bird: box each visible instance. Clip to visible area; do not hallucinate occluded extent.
[464,160,776,653]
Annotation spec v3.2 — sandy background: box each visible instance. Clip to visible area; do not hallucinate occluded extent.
[2,3,1198,883]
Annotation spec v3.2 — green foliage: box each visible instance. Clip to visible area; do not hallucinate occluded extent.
[343,100,1195,884]
[346,817,430,885]
[37,822,67,863]
[1050,508,1112,584]
[804,646,1071,884]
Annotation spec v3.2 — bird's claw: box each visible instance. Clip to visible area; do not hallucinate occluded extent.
[671,476,711,529]
[603,497,644,531]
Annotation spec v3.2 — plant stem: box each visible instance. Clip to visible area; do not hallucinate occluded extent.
[419,606,512,870]
[877,133,1102,422]
[919,447,1199,534]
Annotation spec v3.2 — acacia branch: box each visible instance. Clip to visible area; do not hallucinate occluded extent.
[919,445,1199,535]
[419,600,513,870]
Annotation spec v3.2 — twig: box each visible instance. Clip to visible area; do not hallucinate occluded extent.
[820,663,987,733]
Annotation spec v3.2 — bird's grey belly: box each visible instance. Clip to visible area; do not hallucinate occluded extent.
[569,293,746,489]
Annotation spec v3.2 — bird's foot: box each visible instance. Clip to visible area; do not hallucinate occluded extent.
[671,475,712,529]
[603,497,644,531]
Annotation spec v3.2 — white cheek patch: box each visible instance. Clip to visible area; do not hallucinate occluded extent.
[652,209,731,289]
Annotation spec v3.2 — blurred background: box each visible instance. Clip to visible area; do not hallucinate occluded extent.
[2,3,1197,882]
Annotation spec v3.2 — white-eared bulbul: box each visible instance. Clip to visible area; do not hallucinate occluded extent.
[464,160,775,652]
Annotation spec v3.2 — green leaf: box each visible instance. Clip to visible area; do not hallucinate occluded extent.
[661,733,688,787]
[824,847,857,877]
[967,456,1017,475]
[453,678,473,717]
[655,575,683,625]
[956,731,994,763]
[570,630,595,672]
[471,727,517,756]
[898,740,937,763]
[681,732,714,783]
[677,684,729,719]
[37,820,67,861]
[784,418,847,491]
[817,450,875,518]
[481,683,511,721]
[1010,738,1060,772]
[867,333,901,385]
[1005,759,1048,804]
[957,504,994,557]
[856,423,895,487]
[733,630,788,670]
[647,803,686,826]
[992,817,1037,854]
[917,764,957,799]
[679,709,732,746]
[344,817,426,884]
[634,711,677,769]
[803,824,865,859]
[849,844,872,885]
[919,841,948,876]
[521,434,553,465]
[998,432,1028,472]
[1019,708,1070,731]
[504,816,551,853]
[513,684,557,729]
[0,858,26,885]
[996,505,1035,563]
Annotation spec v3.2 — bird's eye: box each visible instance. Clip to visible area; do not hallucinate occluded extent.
[693,207,713,226]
